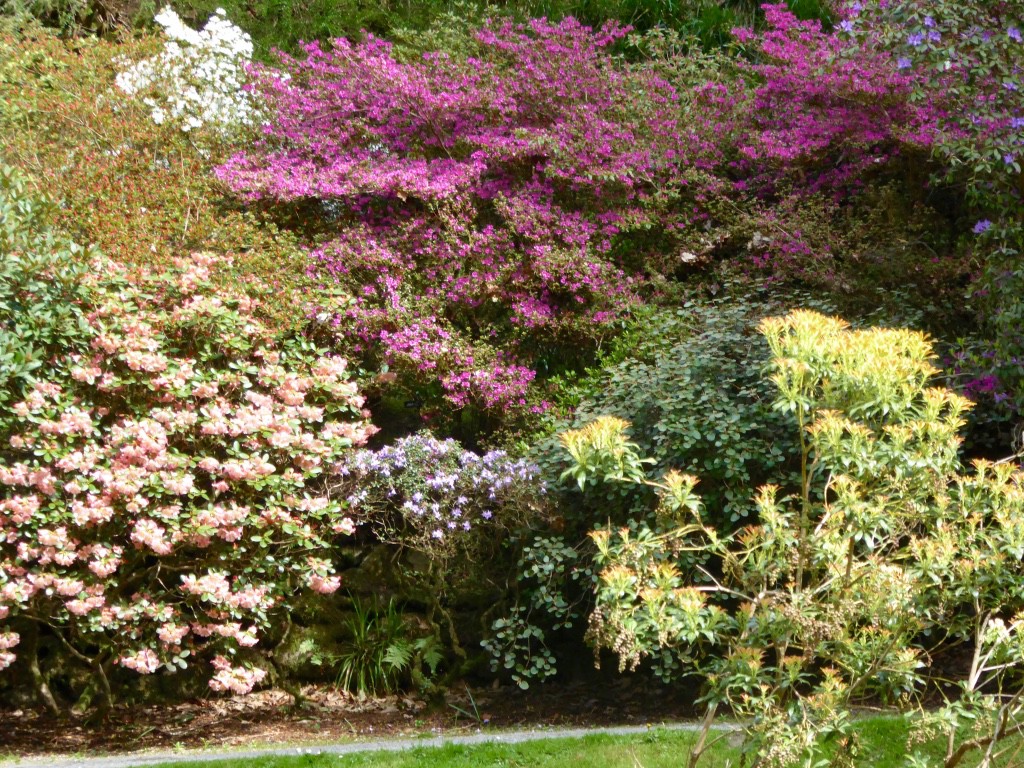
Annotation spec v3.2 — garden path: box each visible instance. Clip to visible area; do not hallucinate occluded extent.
[9,722,737,768]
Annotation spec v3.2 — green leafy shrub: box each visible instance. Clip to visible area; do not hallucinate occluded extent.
[0,0,116,36]
[535,300,801,529]
[0,165,96,409]
[0,24,312,336]
[499,298,806,688]
[481,535,583,689]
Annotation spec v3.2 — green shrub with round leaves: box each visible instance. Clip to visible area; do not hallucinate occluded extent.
[534,297,806,531]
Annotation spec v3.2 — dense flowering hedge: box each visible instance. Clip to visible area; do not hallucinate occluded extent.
[217,17,718,418]
[215,6,956,417]
[0,250,376,707]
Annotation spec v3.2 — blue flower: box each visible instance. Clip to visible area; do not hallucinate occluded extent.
[1010,26,1022,43]
[923,16,935,28]
[907,31,925,46]
[897,56,912,70]
[973,219,992,234]
[839,20,855,33]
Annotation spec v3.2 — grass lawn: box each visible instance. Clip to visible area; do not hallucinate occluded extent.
[147,717,985,768]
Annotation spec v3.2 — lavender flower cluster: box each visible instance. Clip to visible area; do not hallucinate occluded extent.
[340,433,545,549]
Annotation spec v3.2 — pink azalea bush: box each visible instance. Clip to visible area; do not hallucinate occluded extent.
[0,251,377,711]
[729,3,938,196]
[216,17,714,420]
[712,3,944,279]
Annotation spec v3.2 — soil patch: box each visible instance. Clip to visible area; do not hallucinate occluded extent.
[0,677,699,759]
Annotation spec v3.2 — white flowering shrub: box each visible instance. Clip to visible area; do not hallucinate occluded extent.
[115,6,254,133]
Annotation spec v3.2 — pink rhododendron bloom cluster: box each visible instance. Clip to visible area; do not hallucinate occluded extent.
[0,632,19,672]
[208,654,267,695]
[0,252,372,700]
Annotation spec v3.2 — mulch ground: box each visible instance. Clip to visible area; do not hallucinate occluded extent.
[0,677,700,758]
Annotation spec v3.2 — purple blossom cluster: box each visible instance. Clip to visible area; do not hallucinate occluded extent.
[338,433,545,553]
[846,1,1023,185]
[214,4,965,404]
[729,4,940,196]
[441,364,537,410]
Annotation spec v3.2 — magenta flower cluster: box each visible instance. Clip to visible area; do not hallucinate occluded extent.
[216,17,704,415]
[730,4,939,197]
[216,6,953,408]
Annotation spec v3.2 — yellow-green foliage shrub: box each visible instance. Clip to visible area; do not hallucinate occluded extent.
[563,310,1024,768]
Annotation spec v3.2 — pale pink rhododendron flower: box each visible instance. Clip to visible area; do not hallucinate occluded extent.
[208,655,267,695]
[119,648,161,674]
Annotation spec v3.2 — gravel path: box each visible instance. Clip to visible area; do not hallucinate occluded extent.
[6,722,740,768]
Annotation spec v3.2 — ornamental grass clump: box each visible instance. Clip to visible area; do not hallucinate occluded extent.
[0,208,376,712]
[562,309,1024,768]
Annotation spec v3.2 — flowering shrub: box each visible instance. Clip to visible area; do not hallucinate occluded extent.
[336,433,547,659]
[115,5,255,134]
[844,1,1024,424]
[847,0,1023,185]
[0,26,315,337]
[342,433,544,556]
[216,17,716,421]
[0,247,376,712]
[730,3,937,197]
